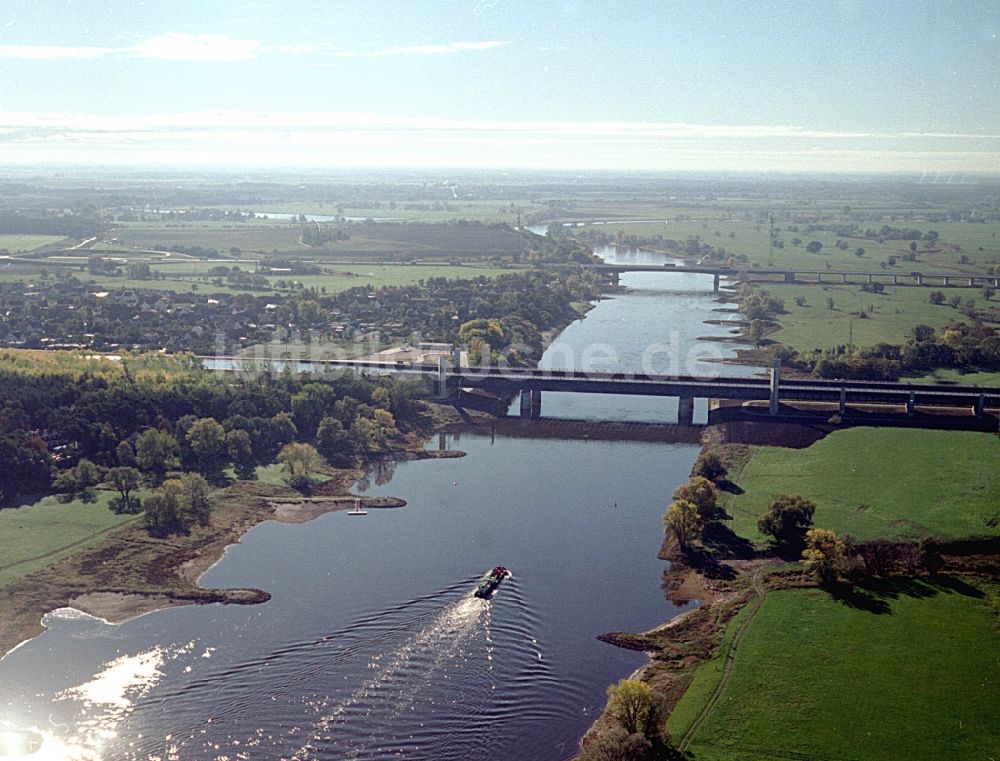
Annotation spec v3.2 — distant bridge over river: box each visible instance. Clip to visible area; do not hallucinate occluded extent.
[544,263,1000,292]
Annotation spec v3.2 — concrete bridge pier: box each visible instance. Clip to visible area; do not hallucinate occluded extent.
[769,360,781,415]
[519,389,531,418]
[915,274,924,285]
[974,393,985,419]
[892,274,899,285]
[906,391,916,416]
[943,276,951,286]
[839,387,847,416]
[713,273,720,293]
[434,355,450,399]
[530,389,542,419]
[610,270,621,286]
[969,277,976,287]
[841,273,849,283]
[866,274,873,284]
[677,396,695,426]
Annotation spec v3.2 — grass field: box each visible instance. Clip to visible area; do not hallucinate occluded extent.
[0,491,141,588]
[111,218,529,259]
[0,234,68,252]
[211,200,546,224]
[0,263,524,296]
[912,367,1000,385]
[675,584,1000,761]
[758,283,998,353]
[727,428,1000,543]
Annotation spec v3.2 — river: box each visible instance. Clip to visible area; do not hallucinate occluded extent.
[0,244,756,760]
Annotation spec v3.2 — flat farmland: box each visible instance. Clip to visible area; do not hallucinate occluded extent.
[573,218,1000,274]
[111,221,528,259]
[758,282,998,352]
[0,234,69,252]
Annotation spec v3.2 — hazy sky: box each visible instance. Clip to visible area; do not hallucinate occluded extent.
[0,0,997,173]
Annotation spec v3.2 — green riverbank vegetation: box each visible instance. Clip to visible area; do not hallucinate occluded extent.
[582,427,1000,761]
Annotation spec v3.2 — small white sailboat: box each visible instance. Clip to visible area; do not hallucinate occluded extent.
[349,498,368,516]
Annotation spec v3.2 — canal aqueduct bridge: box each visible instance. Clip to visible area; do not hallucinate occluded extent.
[546,263,1000,291]
[207,357,1000,426]
[447,364,999,424]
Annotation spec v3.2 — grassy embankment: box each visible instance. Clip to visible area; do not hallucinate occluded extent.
[670,582,1000,760]
[653,426,1000,759]
[727,427,1000,543]
[0,492,142,588]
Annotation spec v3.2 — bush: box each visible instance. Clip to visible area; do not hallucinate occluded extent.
[758,494,815,546]
[692,451,727,482]
[109,495,142,514]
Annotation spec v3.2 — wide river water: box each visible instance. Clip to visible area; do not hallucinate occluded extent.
[0,244,757,760]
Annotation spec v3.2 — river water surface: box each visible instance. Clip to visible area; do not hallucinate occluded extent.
[0,244,756,760]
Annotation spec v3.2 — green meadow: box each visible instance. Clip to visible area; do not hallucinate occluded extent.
[676,584,1000,761]
[726,428,1000,543]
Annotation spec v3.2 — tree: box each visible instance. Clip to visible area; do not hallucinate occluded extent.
[372,409,397,446]
[748,319,766,347]
[143,492,181,537]
[349,416,378,454]
[801,528,846,584]
[911,323,936,342]
[806,240,823,254]
[316,416,352,466]
[269,412,298,451]
[107,466,142,514]
[664,499,703,552]
[607,679,654,735]
[186,417,227,474]
[854,247,865,258]
[692,451,727,482]
[179,472,213,526]
[0,434,52,506]
[928,290,946,305]
[135,428,178,480]
[672,477,717,521]
[291,383,337,439]
[277,442,320,492]
[579,727,651,761]
[757,494,816,546]
[226,429,256,480]
[116,440,136,467]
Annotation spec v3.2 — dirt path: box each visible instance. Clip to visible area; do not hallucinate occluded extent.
[676,565,767,752]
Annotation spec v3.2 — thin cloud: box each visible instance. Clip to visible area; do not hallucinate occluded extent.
[0,35,510,62]
[131,33,262,62]
[0,44,114,60]
[0,111,995,143]
[332,40,510,57]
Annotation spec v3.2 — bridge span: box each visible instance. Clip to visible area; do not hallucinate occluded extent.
[450,366,1000,424]
[544,263,1000,291]
[202,356,999,427]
